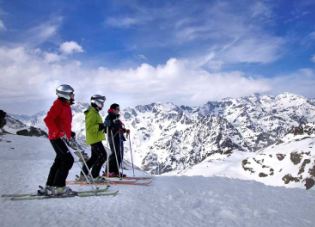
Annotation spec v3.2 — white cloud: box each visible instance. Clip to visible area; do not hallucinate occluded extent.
[0,46,271,112]
[59,41,84,55]
[250,1,272,19]
[24,17,62,46]
[221,36,284,64]
[44,52,62,63]
[0,19,6,31]
[1,45,314,114]
[106,17,139,28]
[268,68,315,98]
[171,1,283,66]
[311,54,315,63]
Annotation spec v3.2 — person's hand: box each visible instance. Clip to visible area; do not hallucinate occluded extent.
[68,137,79,150]
[125,129,130,135]
[99,123,105,131]
[71,131,76,138]
[61,134,68,142]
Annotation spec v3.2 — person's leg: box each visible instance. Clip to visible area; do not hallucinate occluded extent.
[81,146,97,176]
[91,142,107,178]
[115,136,122,169]
[108,136,119,173]
[46,139,61,186]
[50,139,74,187]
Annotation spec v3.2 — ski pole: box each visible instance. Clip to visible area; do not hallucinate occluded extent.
[128,134,135,177]
[110,129,122,179]
[119,134,124,178]
[72,141,101,190]
[105,127,111,178]
[69,147,98,191]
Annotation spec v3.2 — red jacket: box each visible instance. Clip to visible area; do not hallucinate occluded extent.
[44,98,72,140]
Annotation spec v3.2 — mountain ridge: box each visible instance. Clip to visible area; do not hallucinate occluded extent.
[10,92,315,188]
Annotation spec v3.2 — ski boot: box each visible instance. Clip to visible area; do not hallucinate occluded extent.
[93,176,109,183]
[37,185,54,196]
[53,186,77,196]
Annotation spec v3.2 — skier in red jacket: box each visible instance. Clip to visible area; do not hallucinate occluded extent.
[40,84,76,196]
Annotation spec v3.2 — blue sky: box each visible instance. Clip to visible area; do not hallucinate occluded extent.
[0,0,315,114]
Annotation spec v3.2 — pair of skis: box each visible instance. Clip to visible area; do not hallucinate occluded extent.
[67,176,153,186]
[2,176,153,201]
[2,185,118,201]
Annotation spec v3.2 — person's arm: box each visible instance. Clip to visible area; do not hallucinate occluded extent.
[86,111,100,136]
[104,116,111,127]
[64,107,72,139]
[118,120,130,135]
[44,101,61,138]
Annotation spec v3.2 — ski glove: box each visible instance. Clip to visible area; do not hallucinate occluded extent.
[71,131,76,138]
[61,135,79,151]
[68,137,79,150]
[99,123,105,132]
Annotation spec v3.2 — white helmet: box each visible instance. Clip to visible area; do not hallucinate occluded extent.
[56,84,74,100]
[91,94,106,109]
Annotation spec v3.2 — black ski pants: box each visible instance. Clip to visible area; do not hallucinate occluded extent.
[46,138,74,187]
[107,135,124,174]
[82,141,107,178]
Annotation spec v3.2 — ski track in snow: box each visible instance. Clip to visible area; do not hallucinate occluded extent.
[0,134,315,227]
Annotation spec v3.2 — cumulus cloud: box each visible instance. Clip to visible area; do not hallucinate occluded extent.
[1,45,315,114]
[268,68,315,98]
[59,41,84,55]
[0,46,271,112]
[44,52,62,63]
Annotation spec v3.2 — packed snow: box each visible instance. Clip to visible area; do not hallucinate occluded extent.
[1,134,315,227]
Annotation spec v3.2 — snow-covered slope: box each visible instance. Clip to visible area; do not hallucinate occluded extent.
[181,123,315,189]
[13,93,315,183]
[0,134,314,227]
[242,123,315,189]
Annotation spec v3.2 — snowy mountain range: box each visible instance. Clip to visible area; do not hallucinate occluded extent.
[0,110,46,137]
[10,92,315,189]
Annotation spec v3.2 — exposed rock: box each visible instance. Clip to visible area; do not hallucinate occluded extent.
[309,163,315,178]
[276,154,285,161]
[259,172,268,177]
[298,159,311,175]
[290,152,302,165]
[304,178,315,190]
[242,159,254,173]
[0,110,6,129]
[282,174,300,184]
[16,126,47,137]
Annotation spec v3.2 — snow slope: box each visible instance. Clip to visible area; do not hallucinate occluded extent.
[17,93,315,175]
[0,134,315,227]
[180,123,315,189]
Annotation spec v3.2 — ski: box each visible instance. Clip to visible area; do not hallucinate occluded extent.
[68,178,152,186]
[101,173,153,181]
[2,185,110,198]
[9,190,118,201]
[119,176,152,181]
[109,179,152,186]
